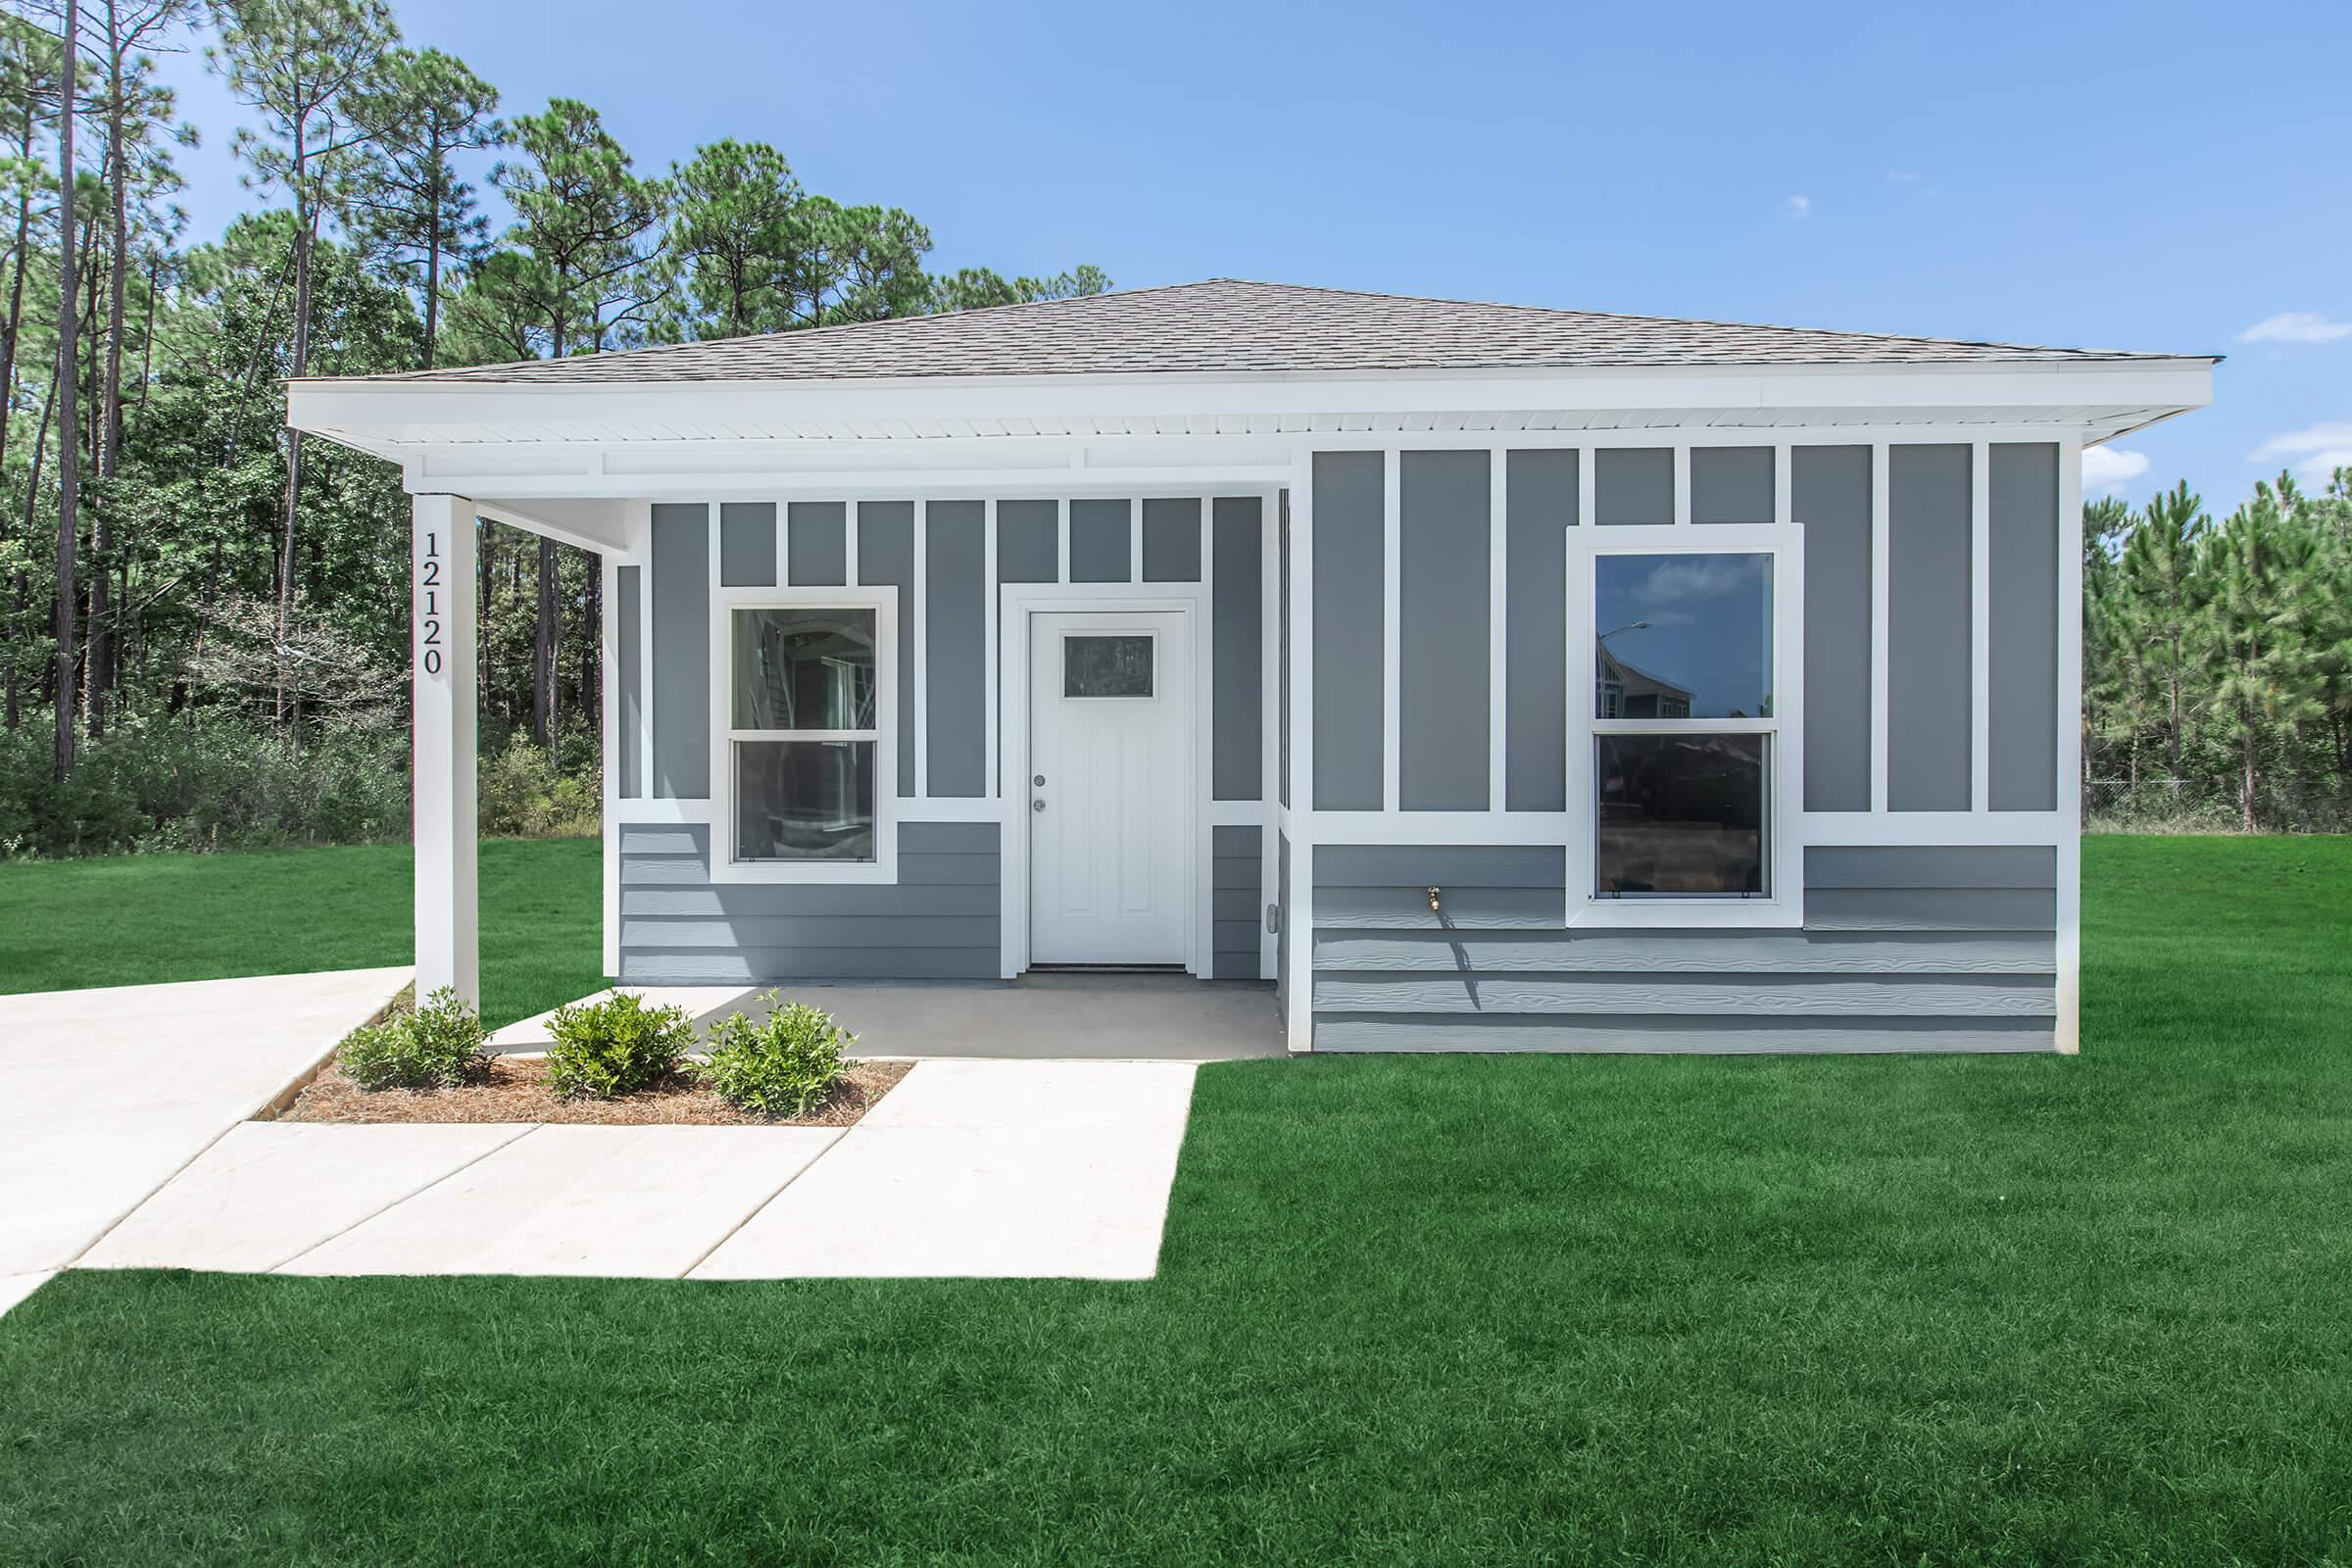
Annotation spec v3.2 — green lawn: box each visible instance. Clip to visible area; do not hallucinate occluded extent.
[0,837,604,1029]
[3,836,2349,1563]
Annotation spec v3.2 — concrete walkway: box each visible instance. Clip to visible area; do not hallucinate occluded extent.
[490,972,1282,1061]
[86,1059,1200,1282]
[0,967,413,1314]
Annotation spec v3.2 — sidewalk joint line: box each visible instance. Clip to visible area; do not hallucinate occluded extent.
[269,1122,543,1273]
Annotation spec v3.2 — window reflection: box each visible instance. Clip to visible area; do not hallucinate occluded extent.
[1596,733,1766,896]
[736,740,876,861]
[1593,554,1772,719]
[732,609,876,731]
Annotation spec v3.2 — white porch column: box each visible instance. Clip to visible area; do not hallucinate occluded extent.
[412,492,479,1006]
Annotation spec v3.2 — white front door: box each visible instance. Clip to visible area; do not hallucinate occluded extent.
[1027,611,1192,965]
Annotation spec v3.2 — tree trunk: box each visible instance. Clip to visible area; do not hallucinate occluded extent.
[421,133,442,369]
[532,537,557,745]
[580,555,599,736]
[87,0,128,740]
[2240,719,2257,833]
[275,197,317,731]
[0,103,35,481]
[52,0,80,783]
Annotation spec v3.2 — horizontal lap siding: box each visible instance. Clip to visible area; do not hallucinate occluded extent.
[1213,826,1262,980]
[619,822,1000,983]
[1310,844,2056,1054]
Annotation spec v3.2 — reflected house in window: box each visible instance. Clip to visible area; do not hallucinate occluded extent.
[1595,640,1693,720]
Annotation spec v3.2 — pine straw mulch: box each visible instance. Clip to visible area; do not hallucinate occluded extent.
[274,1054,912,1127]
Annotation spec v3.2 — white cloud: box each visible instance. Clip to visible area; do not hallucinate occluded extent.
[1886,170,1923,183]
[2249,421,2352,481]
[2082,446,2151,497]
[1641,554,1767,605]
[1780,194,1811,220]
[2236,312,2352,345]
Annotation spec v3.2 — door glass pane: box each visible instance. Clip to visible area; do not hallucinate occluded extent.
[1593,554,1773,718]
[1064,634,1153,698]
[1596,733,1767,895]
[732,608,876,730]
[735,740,876,861]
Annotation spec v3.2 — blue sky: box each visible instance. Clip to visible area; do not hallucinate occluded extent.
[152,0,2352,516]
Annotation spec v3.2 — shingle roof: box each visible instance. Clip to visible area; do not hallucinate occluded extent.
[334,278,2190,387]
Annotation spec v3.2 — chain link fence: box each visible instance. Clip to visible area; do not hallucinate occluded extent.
[2084,777,2352,834]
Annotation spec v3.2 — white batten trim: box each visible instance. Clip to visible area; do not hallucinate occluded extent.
[775,500,791,586]
[984,499,1000,799]
[1970,441,1991,812]
[1673,444,1692,526]
[1129,497,1143,584]
[898,797,999,822]
[1381,447,1401,812]
[1488,448,1507,812]
[1206,799,1266,828]
[844,501,859,587]
[1259,487,1282,980]
[608,798,714,824]
[912,500,929,797]
[1286,452,1316,1050]
[1798,810,2062,846]
[634,501,655,804]
[411,493,479,1006]
[1870,440,1891,811]
[2055,434,2084,1055]
[1055,496,1071,582]
[599,548,621,977]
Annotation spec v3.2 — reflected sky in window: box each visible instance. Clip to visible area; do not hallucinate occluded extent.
[1594,553,1773,719]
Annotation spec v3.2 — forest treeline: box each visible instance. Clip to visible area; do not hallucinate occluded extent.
[0,4,2343,857]
[0,0,1105,854]
[2083,472,2352,831]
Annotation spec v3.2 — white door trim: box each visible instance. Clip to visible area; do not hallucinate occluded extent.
[998,583,1210,978]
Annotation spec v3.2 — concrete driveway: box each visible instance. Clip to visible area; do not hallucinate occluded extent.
[0,967,412,1313]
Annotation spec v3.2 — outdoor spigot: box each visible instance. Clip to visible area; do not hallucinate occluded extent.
[1427,886,1443,913]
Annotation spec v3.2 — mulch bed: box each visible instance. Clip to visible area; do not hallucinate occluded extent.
[275,1054,911,1127]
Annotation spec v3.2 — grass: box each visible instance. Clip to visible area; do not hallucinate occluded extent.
[0,837,603,1030]
[3,835,2349,1563]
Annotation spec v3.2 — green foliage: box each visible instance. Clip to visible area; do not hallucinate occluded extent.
[543,989,693,1099]
[695,992,855,1117]
[478,731,598,839]
[339,984,491,1090]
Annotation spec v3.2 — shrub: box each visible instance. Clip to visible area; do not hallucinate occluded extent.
[543,990,693,1099]
[696,993,858,1117]
[340,987,492,1091]
[478,732,601,839]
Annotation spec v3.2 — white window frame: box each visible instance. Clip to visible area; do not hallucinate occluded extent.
[1564,522,1804,928]
[708,584,899,886]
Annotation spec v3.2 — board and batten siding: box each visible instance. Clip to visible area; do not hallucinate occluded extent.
[1307,844,2057,1052]
[1302,441,2063,827]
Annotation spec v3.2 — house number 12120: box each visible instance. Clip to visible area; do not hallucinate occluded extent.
[418,531,443,676]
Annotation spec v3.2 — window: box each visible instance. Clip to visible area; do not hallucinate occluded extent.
[1063,633,1153,698]
[1588,549,1780,900]
[728,606,879,864]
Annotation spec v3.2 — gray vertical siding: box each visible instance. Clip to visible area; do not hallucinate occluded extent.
[619,821,1001,982]
[616,564,642,799]
[1142,498,1201,582]
[1594,448,1674,525]
[925,500,987,797]
[1399,450,1490,810]
[1888,444,1973,810]
[718,502,775,587]
[650,503,710,798]
[787,501,847,586]
[857,501,917,798]
[1989,443,2060,811]
[1213,497,1262,800]
[1278,491,1291,809]
[1690,446,1774,524]
[1505,449,1574,811]
[1313,451,1384,809]
[1069,499,1131,582]
[1213,826,1262,980]
[1798,445,1874,811]
[999,499,1058,583]
[1309,844,2056,1053]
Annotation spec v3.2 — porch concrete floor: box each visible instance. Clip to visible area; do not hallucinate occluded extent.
[85,1059,1200,1282]
[490,971,1284,1061]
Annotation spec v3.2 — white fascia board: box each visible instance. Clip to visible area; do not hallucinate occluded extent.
[289,359,2214,445]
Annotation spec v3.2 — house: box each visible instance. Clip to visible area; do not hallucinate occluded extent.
[286,279,2214,1054]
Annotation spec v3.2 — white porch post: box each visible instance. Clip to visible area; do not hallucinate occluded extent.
[412,492,479,1006]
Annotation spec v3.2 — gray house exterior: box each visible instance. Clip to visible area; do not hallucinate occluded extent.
[288,280,2213,1054]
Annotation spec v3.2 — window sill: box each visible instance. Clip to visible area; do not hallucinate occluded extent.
[707,857,899,887]
[1567,895,1803,930]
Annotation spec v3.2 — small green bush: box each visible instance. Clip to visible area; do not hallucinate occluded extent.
[340,987,491,1091]
[697,993,857,1117]
[543,990,693,1099]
